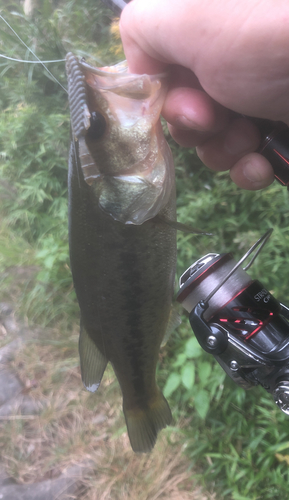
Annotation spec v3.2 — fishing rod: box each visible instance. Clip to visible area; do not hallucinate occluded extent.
[103,0,289,413]
[101,0,129,16]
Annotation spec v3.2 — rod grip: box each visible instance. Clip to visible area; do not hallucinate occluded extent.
[258,124,289,187]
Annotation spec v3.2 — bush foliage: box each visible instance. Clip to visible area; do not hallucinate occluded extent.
[1,2,289,498]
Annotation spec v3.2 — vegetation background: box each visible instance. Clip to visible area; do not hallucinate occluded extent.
[1,0,289,498]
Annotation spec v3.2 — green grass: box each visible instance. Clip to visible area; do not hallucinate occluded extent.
[161,143,289,499]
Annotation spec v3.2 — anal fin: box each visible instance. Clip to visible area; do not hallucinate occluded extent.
[124,390,172,453]
[79,323,108,392]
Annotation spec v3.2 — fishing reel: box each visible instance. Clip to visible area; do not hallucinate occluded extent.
[177,230,289,414]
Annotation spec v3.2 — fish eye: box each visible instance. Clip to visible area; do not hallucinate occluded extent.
[86,111,106,141]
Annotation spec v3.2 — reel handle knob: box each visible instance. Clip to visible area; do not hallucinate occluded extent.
[273,381,289,415]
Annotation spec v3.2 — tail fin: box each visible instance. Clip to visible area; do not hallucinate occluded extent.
[124,391,172,453]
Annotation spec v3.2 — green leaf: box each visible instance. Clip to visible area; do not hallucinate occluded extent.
[173,353,187,367]
[163,373,181,398]
[194,389,210,419]
[181,363,195,390]
[232,493,253,500]
[198,361,212,386]
[44,255,55,269]
[185,337,202,359]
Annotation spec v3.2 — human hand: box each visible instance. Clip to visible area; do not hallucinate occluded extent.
[120,0,289,189]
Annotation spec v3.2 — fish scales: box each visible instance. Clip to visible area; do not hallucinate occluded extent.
[69,147,176,402]
[67,53,177,452]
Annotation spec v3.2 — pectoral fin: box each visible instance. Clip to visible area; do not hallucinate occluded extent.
[155,215,213,236]
[79,322,108,392]
[161,304,182,347]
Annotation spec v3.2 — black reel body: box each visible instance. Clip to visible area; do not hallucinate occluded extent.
[177,252,289,414]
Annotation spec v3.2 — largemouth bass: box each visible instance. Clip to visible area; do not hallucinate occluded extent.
[66,53,177,453]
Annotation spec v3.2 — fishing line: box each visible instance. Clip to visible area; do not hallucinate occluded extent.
[0,54,66,63]
[0,14,67,93]
[1,13,82,186]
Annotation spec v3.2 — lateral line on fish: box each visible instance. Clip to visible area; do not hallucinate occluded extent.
[0,14,67,93]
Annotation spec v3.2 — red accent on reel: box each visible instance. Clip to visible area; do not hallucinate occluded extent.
[210,281,280,340]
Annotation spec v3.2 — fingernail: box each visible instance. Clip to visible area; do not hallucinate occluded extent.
[224,126,255,155]
[175,115,206,131]
[242,160,265,183]
[175,115,208,132]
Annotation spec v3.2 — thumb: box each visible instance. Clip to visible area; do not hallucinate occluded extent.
[120,2,169,74]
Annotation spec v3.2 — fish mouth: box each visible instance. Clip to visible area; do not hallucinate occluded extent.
[66,52,167,139]
[78,58,167,79]
[78,57,167,101]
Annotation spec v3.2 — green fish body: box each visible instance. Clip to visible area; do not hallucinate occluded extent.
[66,54,176,452]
